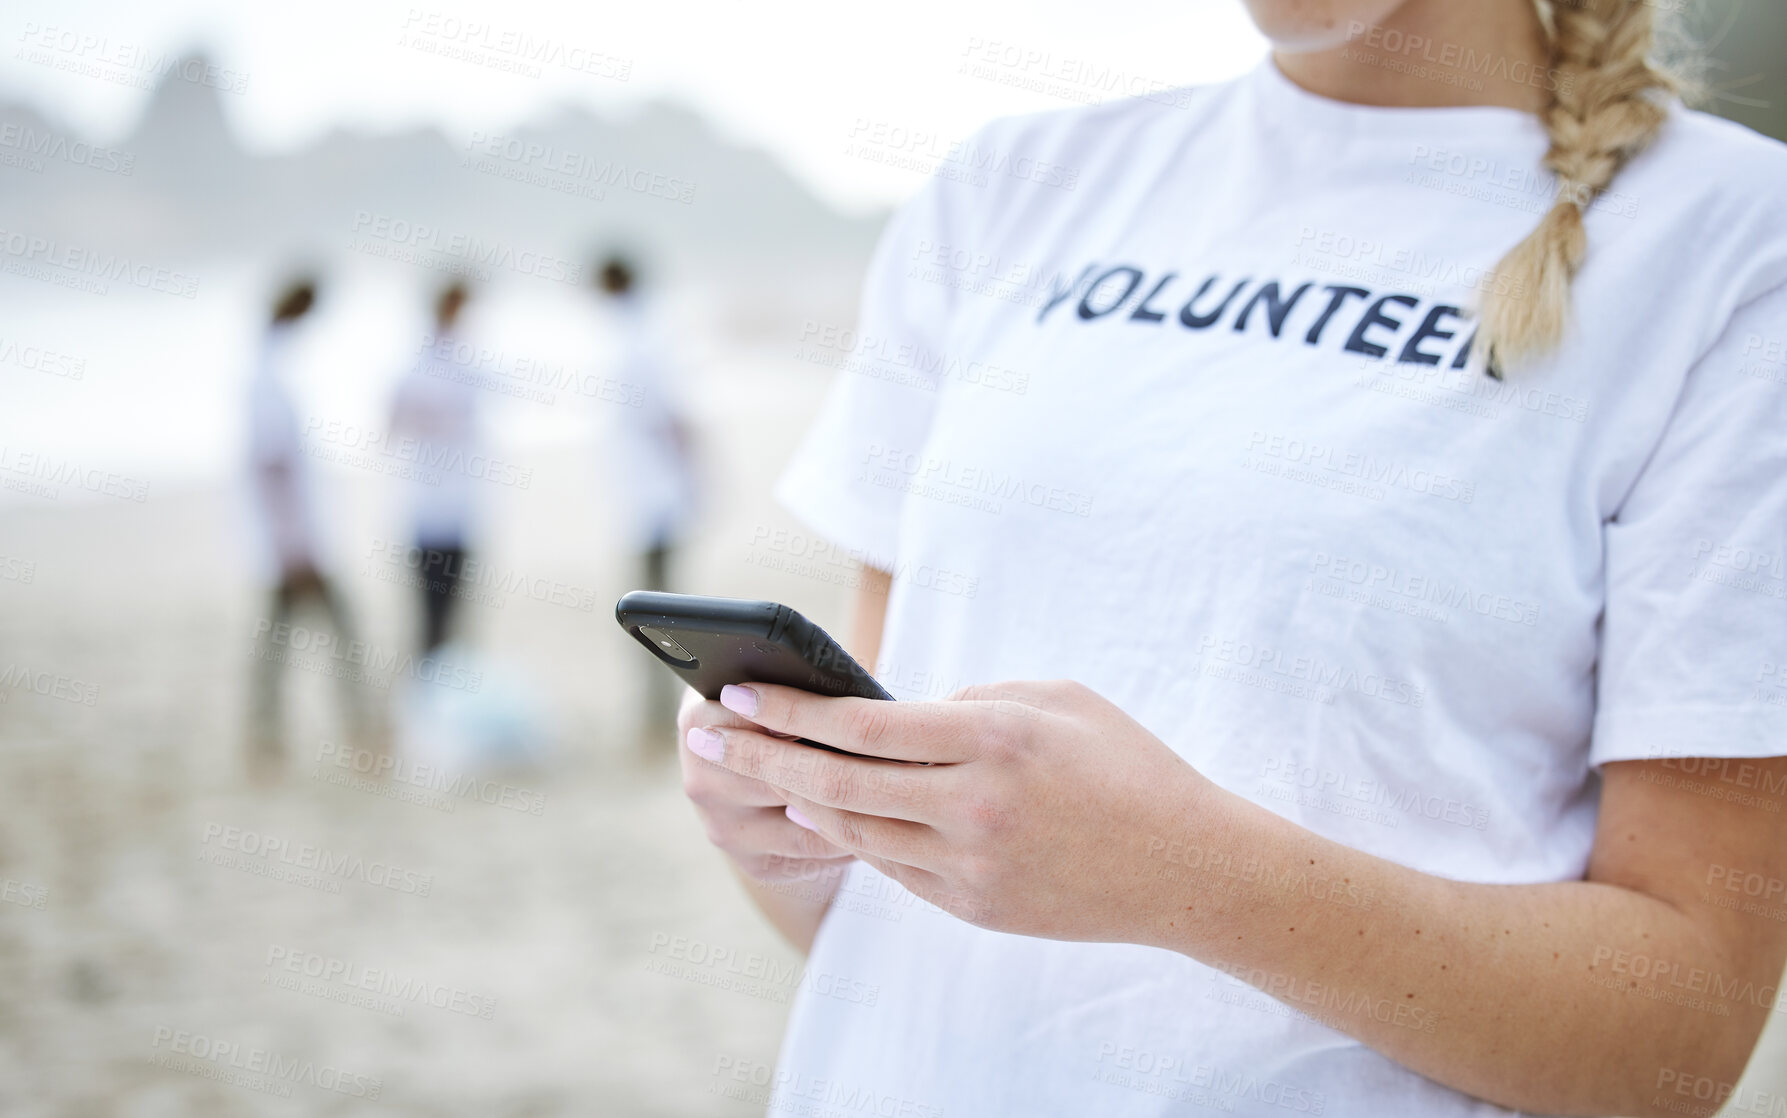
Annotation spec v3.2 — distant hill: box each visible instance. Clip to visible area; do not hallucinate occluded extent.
[0,51,886,291]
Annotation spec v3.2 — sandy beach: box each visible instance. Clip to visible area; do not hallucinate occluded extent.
[0,345,865,1116]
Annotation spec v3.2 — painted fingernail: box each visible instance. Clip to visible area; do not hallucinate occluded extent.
[720,684,760,717]
[785,805,817,831]
[686,727,724,763]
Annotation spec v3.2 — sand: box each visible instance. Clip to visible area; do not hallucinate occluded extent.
[0,347,855,1116]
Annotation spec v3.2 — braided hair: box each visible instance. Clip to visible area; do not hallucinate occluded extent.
[1474,0,1676,376]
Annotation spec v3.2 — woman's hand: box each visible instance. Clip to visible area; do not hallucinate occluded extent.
[682,680,1217,943]
[677,688,856,892]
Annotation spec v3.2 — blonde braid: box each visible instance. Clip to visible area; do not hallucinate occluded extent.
[1475,0,1675,376]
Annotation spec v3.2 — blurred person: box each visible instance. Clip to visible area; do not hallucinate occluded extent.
[595,253,699,749]
[678,2,1787,1116]
[245,276,366,770]
[389,280,479,655]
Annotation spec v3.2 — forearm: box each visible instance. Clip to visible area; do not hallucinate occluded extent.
[731,861,844,954]
[1146,784,1766,1116]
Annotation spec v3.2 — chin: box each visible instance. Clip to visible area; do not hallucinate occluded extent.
[1239,0,1410,52]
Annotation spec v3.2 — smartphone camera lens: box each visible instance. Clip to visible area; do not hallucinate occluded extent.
[638,626,696,663]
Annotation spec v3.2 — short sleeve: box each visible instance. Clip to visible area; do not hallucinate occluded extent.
[773,170,959,572]
[1591,278,1787,767]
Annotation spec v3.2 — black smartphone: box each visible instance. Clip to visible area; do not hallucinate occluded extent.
[615,591,893,754]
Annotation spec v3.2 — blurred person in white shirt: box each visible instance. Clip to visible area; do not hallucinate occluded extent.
[388,281,480,655]
[596,253,699,749]
[245,276,366,772]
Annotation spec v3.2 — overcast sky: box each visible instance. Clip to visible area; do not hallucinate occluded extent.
[1,0,1268,214]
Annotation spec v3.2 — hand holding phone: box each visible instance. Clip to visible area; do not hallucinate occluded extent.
[672,681,857,895]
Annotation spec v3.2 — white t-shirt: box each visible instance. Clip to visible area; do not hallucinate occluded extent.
[600,296,697,552]
[246,323,328,578]
[772,57,1787,1117]
[390,330,481,548]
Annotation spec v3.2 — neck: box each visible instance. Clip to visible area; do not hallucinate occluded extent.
[1273,0,1552,112]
